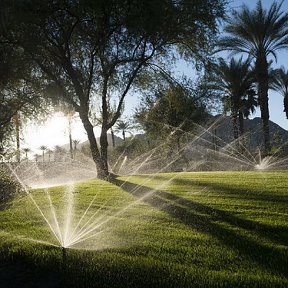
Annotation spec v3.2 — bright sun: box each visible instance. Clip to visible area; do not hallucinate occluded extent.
[22,113,89,153]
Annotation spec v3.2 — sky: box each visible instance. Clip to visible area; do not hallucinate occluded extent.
[22,0,288,154]
[22,114,89,153]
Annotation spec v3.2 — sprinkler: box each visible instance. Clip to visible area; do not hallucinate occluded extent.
[62,246,67,272]
[60,246,68,285]
[62,246,67,261]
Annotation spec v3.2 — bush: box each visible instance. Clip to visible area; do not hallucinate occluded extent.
[0,170,22,208]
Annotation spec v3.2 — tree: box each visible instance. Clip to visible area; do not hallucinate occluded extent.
[4,0,225,179]
[67,112,74,159]
[240,89,258,134]
[54,145,64,162]
[135,84,207,150]
[218,0,288,154]
[13,112,21,162]
[93,101,124,149]
[209,57,257,139]
[115,120,132,141]
[73,139,80,151]
[23,147,31,159]
[0,35,49,155]
[47,149,52,162]
[73,139,80,158]
[39,145,47,162]
[34,154,40,162]
[271,66,288,119]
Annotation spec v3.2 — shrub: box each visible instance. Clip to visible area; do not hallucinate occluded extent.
[0,170,22,208]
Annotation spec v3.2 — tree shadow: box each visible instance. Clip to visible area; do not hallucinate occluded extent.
[147,174,288,205]
[112,177,288,278]
[134,174,288,246]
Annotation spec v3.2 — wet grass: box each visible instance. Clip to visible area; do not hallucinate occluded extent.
[0,171,288,287]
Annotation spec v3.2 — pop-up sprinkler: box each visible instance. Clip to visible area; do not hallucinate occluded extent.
[62,246,67,272]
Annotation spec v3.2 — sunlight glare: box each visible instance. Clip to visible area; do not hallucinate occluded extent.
[22,113,88,152]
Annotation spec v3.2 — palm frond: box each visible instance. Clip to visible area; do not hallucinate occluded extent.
[218,0,288,59]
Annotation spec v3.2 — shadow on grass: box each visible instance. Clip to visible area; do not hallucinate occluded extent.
[147,174,288,205]
[112,177,288,278]
[0,244,61,288]
[139,174,288,246]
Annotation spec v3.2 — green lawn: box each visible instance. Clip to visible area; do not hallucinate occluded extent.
[0,171,287,287]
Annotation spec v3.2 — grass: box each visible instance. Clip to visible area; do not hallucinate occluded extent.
[0,171,288,287]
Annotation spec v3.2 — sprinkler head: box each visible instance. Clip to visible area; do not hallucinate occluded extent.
[62,246,67,257]
[62,246,67,264]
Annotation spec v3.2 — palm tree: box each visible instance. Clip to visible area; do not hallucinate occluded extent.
[115,120,132,141]
[23,147,31,159]
[240,89,258,134]
[218,1,288,154]
[210,57,256,139]
[34,153,40,162]
[47,149,52,162]
[73,139,80,158]
[59,105,76,159]
[271,66,288,119]
[54,145,65,161]
[73,139,80,151]
[39,145,47,162]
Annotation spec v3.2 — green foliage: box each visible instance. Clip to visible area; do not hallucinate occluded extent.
[210,57,256,111]
[0,170,22,208]
[208,57,257,138]
[114,120,133,141]
[270,66,288,119]
[218,1,288,58]
[109,136,149,170]
[0,38,50,153]
[135,84,207,143]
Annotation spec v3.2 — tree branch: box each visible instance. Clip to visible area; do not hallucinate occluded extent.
[108,45,156,128]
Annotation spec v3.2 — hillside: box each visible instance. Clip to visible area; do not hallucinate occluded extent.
[202,115,288,150]
[59,117,288,154]
[61,133,123,150]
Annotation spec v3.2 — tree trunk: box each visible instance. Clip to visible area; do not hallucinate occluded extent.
[14,113,20,162]
[111,128,115,148]
[232,110,239,140]
[68,117,73,159]
[122,130,125,141]
[238,111,244,136]
[256,55,271,155]
[284,93,288,119]
[238,111,245,152]
[176,135,181,152]
[69,133,73,159]
[213,129,218,152]
[100,126,109,176]
[79,111,109,179]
